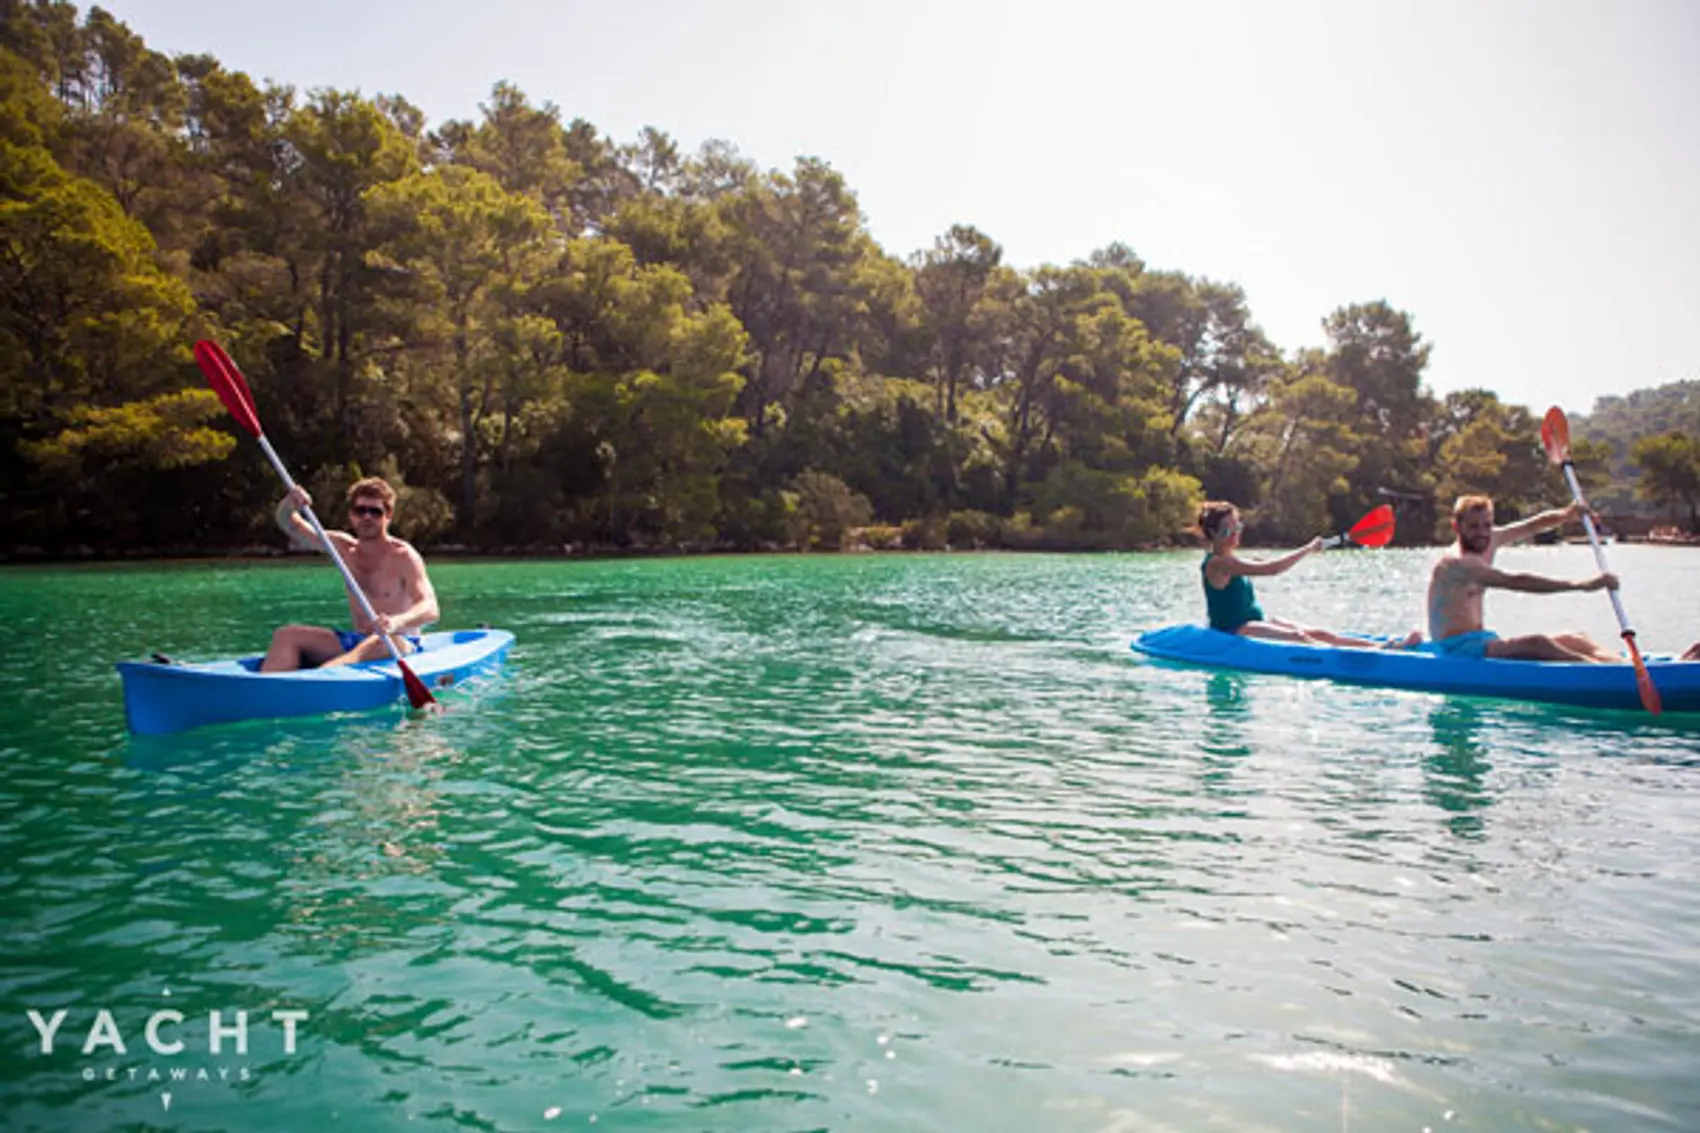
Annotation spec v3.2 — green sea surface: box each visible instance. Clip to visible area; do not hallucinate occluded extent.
[2,546,1698,1131]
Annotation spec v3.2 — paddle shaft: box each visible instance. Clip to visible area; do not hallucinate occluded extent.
[257,434,407,661]
[1541,404,1658,713]
[1558,462,1635,633]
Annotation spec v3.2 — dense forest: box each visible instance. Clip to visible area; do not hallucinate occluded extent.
[1572,381,1700,528]
[4,3,1696,558]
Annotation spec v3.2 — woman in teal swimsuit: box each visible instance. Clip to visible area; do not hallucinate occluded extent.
[1199,502,1420,649]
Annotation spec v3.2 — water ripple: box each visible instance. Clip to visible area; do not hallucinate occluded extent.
[2,551,1699,1129]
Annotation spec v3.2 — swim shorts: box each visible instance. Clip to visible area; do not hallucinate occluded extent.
[1420,630,1499,660]
[334,628,422,654]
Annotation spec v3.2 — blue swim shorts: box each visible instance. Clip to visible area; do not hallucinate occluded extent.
[334,628,422,654]
[1421,630,1499,660]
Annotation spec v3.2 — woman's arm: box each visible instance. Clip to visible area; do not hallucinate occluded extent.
[1208,538,1322,582]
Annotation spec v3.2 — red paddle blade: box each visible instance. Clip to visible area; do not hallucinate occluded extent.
[398,658,439,710]
[1347,504,1396,548]
[1540,406,1571,466]
[1622,635,1662,716]
[193,340,262,438]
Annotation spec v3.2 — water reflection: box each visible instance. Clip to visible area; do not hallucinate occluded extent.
[118,709,417,774]
[1203,671,1251,721]
[1424,701,1492,839]
[1198,672,1253,800]
[115,708,490,960]
[1498,699,1700,762]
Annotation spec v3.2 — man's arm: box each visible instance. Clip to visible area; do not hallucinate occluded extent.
[1463,559,1616,594]
[1491,503,1582,550]
[274,488,352,554]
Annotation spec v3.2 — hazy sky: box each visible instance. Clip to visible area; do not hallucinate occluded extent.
[101,0,1699,413]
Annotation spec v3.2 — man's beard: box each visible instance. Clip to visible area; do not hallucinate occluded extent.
[1460,533,1491,554]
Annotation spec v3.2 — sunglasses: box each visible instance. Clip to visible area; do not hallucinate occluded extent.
[350,504,388,518]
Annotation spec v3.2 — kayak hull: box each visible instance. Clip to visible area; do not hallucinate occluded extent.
[116,629,514,735]
[1131,625,1700,714]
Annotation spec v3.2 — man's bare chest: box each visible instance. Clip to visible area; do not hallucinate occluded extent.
[347,549,405,594]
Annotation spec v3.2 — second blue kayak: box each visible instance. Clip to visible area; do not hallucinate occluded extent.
[1131,624,1700,714]
[117,628,515,735]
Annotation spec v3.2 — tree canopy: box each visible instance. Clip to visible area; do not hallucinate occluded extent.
[2,2,1691,556]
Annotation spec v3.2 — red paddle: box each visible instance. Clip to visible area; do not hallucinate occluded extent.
[1541,406,1660,715]
[1321,504,1396,549]
[193,340,437,711]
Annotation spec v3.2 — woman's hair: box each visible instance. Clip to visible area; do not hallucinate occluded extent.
[1197,501,1239,540]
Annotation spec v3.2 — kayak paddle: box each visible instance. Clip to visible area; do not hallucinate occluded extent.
[1321,504,1396,549]
[1541,406,1660,715]
[192,339,438,711]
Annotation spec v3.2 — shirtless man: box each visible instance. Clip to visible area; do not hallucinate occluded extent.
[1425,494,1619,662]
[261,476,440,672]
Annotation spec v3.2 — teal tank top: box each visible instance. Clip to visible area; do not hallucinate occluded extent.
[1202,554,1264,632]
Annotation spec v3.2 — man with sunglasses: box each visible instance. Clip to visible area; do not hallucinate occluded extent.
[258,477,440,672]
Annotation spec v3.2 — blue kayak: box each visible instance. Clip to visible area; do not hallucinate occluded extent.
[1131,625,1700,714]
[117,629,515,735]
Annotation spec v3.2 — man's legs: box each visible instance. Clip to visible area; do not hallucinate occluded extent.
[261,626,419,671]
[261,625,347,672]
[1551,631,1620,663]
[318,633,417,668]
[1487,633,1614,663]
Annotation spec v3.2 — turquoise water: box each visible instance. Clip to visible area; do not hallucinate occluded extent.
[2,547,1698,1131]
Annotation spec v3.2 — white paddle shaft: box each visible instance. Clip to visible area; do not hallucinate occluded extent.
[1560,461,1633,635]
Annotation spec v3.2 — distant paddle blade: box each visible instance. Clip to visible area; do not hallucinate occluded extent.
[1540,406,1572,466]
[1624,636,1662,716]
[398,658,438,710]
[1347,504,1396,548]
[193,340,262,438]
[1353,521,1395,548]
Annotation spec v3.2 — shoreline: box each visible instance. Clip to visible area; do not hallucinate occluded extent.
[0,542,1192,567]
[6,534,1694,569]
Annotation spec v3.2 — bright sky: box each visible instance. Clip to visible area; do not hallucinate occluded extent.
[102,0,1700,413]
